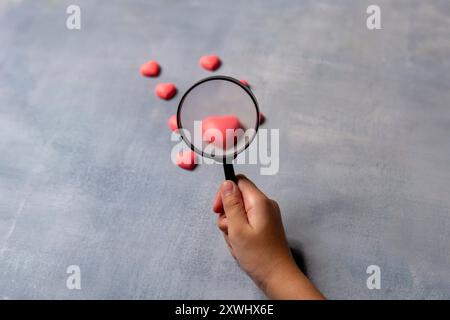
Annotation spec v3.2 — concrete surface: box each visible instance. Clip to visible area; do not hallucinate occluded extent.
[0,0,449,299]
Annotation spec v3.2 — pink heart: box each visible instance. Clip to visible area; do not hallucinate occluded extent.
[176,150,196,170]
[199,55,221,71]
[259,112,265,125]
[155,83,177,100]
[168,114,178,132]
[240,79,250,88]
[140,60,160,77]
[201,115,241,149]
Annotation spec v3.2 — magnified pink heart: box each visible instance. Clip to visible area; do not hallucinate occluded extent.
[201,115,241,149]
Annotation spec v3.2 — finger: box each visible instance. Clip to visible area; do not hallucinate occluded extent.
[222,233,235,258]
[217,213,228,233]
[215,175,265,214]
[220,180,249,229]
[212,189,224,214]
[235,174,267,212]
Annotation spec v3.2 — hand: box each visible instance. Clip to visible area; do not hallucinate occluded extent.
[212,175,325,300]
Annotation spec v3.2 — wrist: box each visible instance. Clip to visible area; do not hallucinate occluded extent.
[256,254,297,295]
[259,255,325,300]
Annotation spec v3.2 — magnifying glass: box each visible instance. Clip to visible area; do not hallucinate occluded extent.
[177,76,260,182]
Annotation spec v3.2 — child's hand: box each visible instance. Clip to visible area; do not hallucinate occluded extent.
[212,175,325,300]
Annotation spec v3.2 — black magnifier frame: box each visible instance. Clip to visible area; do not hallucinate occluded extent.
[176,75,260,182]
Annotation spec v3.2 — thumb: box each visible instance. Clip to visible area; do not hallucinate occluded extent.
[220,180,249,228]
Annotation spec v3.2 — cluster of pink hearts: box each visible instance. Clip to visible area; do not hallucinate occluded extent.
[140,55,265,170]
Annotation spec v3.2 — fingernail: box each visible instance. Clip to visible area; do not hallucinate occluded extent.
[222,180,235,196]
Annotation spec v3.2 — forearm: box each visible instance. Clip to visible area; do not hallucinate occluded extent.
[260,257,325,300]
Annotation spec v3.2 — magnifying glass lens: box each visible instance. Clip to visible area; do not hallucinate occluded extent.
[177,77,259,161]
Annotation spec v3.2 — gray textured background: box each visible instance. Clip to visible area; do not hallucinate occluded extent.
[1,0,450,299]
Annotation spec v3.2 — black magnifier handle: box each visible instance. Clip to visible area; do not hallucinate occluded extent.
[223,163,237,182]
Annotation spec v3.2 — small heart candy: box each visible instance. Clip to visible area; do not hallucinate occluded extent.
[199,55,221,71]
[168,114,178,132]
[155,83,177,100]
[140,60,160,77]
[176,150,196,170]
[240,79,250,88]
